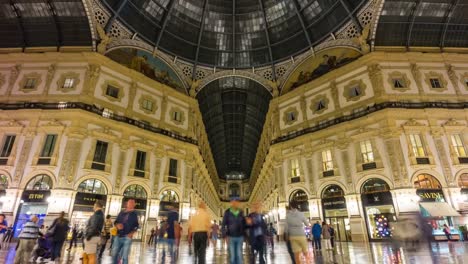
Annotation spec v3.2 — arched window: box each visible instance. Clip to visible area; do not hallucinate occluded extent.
[413,174,442,189]
[124,185,147,199]
[229,183,240,197]
[458,173,468,188]
[160,190,178,202]
[322,185,345,199]
[26,174,52,190]
[0,174,8,190]
[361,178,390,194]
[77,179,107,194]
[289,189,309,212]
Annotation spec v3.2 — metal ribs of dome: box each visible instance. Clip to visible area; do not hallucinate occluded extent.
[101,0,367,68]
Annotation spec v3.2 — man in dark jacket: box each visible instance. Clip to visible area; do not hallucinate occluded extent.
[112,198,139,264]
[221,197,246,264]
[49,211,70,262]
[83,200,105,264]
[246,201,267,264]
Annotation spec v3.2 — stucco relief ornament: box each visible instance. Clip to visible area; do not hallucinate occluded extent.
[189,79,200,97]
[96,24,113,54]
[353,24,371,54]
[10,64,21,86]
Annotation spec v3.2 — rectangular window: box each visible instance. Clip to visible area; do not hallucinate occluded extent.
[451,134,467,157]
[360,140,375,163]
[409,134,426,157]
[0,135,16,157]
[105,85,120,98]
[287,112,296,122]
[290,159,300,178]
[135,150,146,171]
[393,78,405,88]
[62,78,75,89]
[93,140,108,163]
[430,78,442,88]
[142,99,154,112]
[349,86,361,97]
[321,149,334,171]
[23,78,37,89]
[169,158,178,177]
[173,111,181,122]
[40,134,57,157]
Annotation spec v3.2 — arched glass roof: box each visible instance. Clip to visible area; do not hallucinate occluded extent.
[101,0,366,68]
[197,77,272,179]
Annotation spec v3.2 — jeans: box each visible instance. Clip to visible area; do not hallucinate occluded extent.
[313,236,321,249]
[14,239,35,264]
[193,232,208,264]
[99,236,109,258]
[162,238,177,263]
[51,240,65,260]
[228,236,243,264]
[249,236,265,264]
[112,236,132,264]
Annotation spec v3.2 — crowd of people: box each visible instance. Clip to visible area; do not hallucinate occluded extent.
[5,196,338,264]
[11,198,140,264]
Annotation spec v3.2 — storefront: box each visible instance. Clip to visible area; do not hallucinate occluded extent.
[0,174,8,213]
[360,178,396,240]
[159,190,180,222]
[457,173,468,213]
[13,174,52,237]
[71,179,107,231]
[321,185,351,241]
[122,185,148,240]
[289,189,309,219]
[414,173,460,240]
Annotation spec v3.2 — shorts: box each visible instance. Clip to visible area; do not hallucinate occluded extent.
[289,236,308,253]
[84,236,100,255]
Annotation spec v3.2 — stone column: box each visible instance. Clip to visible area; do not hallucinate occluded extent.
[345,194,367,242]
[1,188,22,226]
[107,195,124,216]
[58,132,86,186]
[431,128,454,185]
[382,130,407,187]
[115,140,130,191]
[152,148,164,197]
[308,198,322,221]
[14,131,35,184]
[83,64,100,98]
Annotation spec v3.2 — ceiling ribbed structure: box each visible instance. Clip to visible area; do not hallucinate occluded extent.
[197,77,271,180]
[101,0,367,68]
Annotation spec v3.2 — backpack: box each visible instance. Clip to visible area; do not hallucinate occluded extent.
[329,227,335,237]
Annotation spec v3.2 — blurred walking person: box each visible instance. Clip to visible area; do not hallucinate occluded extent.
[211,220,220,247]
[329,225,335,248]
[98,214,113,260]
[148,228,155,245]
[221,197,246,264]
[161,205,180,264]
[312,221,322,251]
[0,214,8,249]
[67,224,79,250]
[14,215,41,264]
[285,201,311,264]
[49,211,70,262]
[83,200,105,264]
[3,225,13,243]
[113,198,140,264]
[246,201,267,264]
[267,223,277,250]
[188,202,212,264]
[322,222,332,251]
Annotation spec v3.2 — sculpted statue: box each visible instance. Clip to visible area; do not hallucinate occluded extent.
[96,24,112,54]
[353,24,371,54]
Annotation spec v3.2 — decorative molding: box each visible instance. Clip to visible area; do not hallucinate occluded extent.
[138,94,158,115]
[19,72,42,93]
[460,72,468,91]
[56,72,80,92]
[169,106,185,126]
[101,79,124,102]
[387,71,411,92]
[343,79,366,102]
[424,71,448,92]
[283,107,299,126]
[403,119,425,127]
[310,94,330,115]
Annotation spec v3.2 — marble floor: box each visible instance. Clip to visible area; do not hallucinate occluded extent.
[1,239,468,264]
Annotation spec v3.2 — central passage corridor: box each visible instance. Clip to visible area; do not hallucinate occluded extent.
[2,240,468,263]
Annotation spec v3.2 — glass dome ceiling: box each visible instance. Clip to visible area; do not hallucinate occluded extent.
[102,0,366,68]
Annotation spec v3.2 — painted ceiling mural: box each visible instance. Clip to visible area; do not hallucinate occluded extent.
[106,48,186,94]
[283,47,362,93]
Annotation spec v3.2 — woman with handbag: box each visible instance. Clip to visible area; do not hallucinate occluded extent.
[48,211,70,263]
